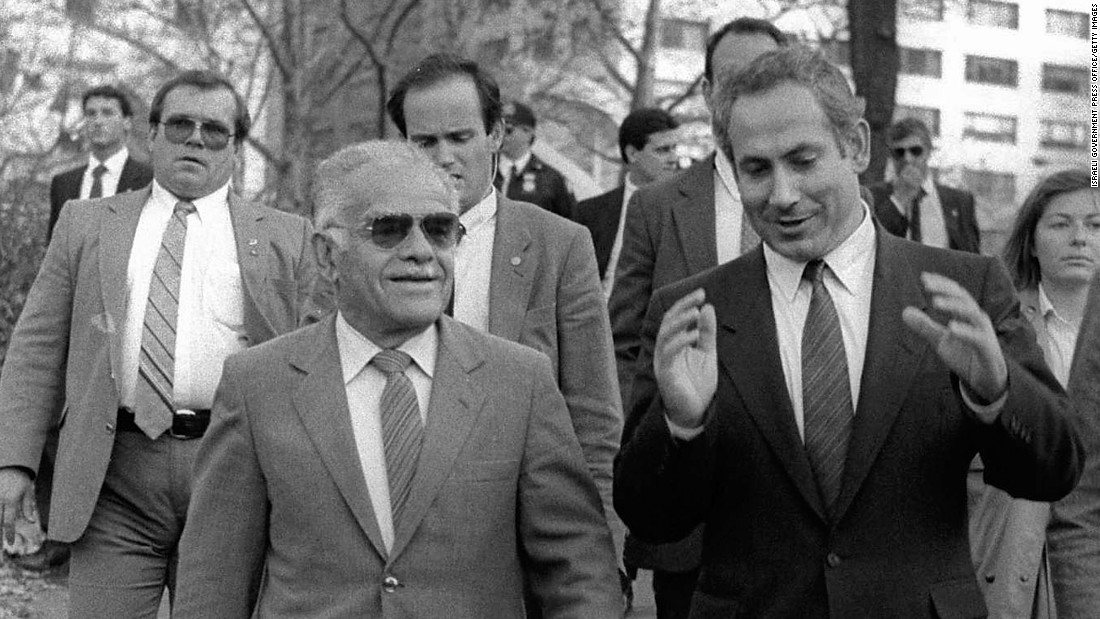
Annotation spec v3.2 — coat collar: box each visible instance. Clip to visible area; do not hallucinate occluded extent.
[487,195,535,340]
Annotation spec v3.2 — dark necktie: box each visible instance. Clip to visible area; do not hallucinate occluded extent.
[372,349,424,527]
[134,201,195,439]
[89,164,107,199]
[908,189,925,243]
[801,259,854,517]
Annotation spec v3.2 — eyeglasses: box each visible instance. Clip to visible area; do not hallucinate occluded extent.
[891,145,925,159]
[354,213,465,249]
[159,116,235,151]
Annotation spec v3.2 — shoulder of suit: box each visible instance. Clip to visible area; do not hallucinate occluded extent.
[502,196,584,235]
[51,164,87,184]
[575,186,622,211]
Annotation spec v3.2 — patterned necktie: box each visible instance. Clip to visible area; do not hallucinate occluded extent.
[801,259,854,517]
[908,188,925,243]
[133,201,195,439]
[372,349,424,527]
[89,164,107,199]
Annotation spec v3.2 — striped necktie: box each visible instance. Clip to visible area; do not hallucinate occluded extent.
[372,349,424,527]
[133,200,195,439]
[801,259,854,518]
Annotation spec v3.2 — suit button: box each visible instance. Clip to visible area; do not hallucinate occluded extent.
[826,553,842,568]
[382,575,400,593]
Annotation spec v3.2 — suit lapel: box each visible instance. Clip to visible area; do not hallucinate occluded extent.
[118,158,146,192]
[936,185,965,251]
[671,157,718,274]
[389,318,487,558]
[98,188,149,382]
[487,196,535,341]
[833,233,930,521]
[227,194,276,344]
[290,317,388,559]
[713,253,827,521]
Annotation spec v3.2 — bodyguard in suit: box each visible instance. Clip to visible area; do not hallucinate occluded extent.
[386,53,624,579]
[494,101,577,220]
[607,17,785,619]
[574,107,680,295]
[869,117,981,253]
[614,46,1083,618]
[0,70,323,616]
[175,141,621,618]
[48,84,153,241]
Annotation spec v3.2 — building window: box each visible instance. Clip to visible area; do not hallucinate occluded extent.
[894,105,941,136]
[962,168,1016,207]
[964,55,1018,87]
[899,47,942,77]
[1041,64,1089,95]
[967,0,1018,29]
[900,0,944,21]
[963,112,1017,144]
[660,18,707,51]
[820,39,849,66]
[1040,120,1088,150]
[1046,9,1088,39]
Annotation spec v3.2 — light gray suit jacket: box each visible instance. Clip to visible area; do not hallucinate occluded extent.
[0,187,324,541]
[174,315,622,618]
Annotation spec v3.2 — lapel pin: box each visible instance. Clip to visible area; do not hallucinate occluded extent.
[511,256,521,266]
[247,238,258,245]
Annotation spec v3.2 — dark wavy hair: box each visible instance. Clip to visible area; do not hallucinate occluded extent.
[1003,169,1094,290]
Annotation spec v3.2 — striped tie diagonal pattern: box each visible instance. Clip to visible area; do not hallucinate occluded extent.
[372,349,424,527]
[801,259,854,517]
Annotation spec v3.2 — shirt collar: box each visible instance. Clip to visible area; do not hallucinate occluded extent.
[713,148,738,196]
[461,188,498,233]
[90,146,130,172]
[335,311,438,384]
[764,201,877,303]
[1036,283,1071,325]
[149,179,231,223]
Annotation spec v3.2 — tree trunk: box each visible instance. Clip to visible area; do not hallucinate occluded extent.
[847,0,898,185]
[629,0,661,110]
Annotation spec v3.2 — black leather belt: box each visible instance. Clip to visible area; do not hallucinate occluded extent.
[117,408,211,440]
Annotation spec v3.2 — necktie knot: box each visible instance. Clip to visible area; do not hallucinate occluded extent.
[92,164,107,178]
[175,201,197,217]
[803,259,827,285]
[372,349,412,375]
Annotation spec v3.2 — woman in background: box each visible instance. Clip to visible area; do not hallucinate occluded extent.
[969,168,1098,618]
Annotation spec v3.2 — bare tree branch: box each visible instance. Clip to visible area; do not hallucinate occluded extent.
[238,0,291,78]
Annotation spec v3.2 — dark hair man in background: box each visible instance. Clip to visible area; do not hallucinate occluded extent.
[494,101,577,220]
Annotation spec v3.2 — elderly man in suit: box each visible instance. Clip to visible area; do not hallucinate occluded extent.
[614,46,1082,618]
[174,141,621,618]
[869,117,981,253]
[386,53,624,585]
[574,107,680,297]
[48,84,154,241]
[607,17,785,619]
[0,70,324,616]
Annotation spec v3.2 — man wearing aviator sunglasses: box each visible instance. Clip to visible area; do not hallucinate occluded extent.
[869,117,981,254]
[174,141,621,617]
[0,69,327,617]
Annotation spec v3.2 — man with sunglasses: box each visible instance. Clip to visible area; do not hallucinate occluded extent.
[174,141,621,618]
[0,69,325,616]
[869,117,981,253]
[494,101,577,220]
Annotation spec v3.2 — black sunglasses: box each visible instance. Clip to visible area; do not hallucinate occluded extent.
[891,145,925,159]
[357,213,465,250]
[159,116,235,151]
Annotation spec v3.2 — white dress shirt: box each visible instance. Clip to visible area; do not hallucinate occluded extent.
[1036,284,1080,388]
[714,148,748,264]
[453,189,497,332]
[889,175,949,249]
[336,313,435,553]
[79,147,130,199]
[602,177,638,298]
[119,180,246,411]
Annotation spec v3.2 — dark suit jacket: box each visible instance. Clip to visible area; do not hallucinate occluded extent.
[175,316,621,618]
[497,154,576,220]
[869,182,981,253]
[48,156,153,241]
[614,231,1083,618]
[574,185,626,278]
[0,187,325,542]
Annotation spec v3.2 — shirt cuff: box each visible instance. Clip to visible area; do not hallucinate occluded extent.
[960,383,1007,420]
[666,416,705,441]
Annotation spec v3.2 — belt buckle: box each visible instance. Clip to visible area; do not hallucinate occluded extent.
[168,409,201,440]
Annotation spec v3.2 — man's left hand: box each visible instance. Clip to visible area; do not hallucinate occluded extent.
[902,272,1008,422]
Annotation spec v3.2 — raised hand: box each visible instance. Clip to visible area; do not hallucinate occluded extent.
[902,272,1008,423]
[653,289,717,429]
